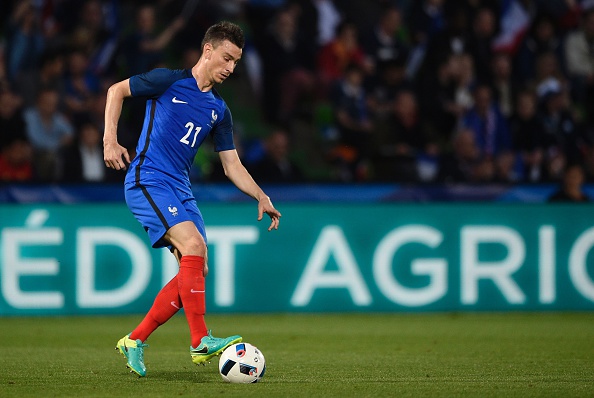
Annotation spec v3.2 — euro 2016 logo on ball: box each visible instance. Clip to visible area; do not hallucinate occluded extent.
[219,343,266,383]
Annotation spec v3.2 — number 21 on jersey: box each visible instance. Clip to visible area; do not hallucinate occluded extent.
[180,121,202,147]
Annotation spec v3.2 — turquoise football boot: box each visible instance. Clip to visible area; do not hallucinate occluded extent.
[190,331,242,365]
[116,334,148,377]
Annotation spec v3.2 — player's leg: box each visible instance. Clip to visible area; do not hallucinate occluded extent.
[116,271,182,377]
[163,221,209,346]
[129,272,182,342]
[164,221,241,365]
[116,181,186,376]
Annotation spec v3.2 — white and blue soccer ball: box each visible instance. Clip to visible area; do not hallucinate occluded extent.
[219,342,266,383]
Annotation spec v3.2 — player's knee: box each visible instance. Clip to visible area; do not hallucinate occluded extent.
[179,235,206,256]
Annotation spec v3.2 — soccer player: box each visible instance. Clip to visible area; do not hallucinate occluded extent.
[103,21,281,377]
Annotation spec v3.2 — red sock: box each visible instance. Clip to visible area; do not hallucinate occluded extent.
[130,275,182,342]
[178,255,208,347]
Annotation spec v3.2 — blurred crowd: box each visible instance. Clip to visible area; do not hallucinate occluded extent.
[2,0,594,185]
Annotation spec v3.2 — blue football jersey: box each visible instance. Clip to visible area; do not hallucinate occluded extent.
[125,68,235,191]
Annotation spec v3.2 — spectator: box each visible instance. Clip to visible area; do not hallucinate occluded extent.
[120,4,186,76]
[329,62,373,181]
[564,8,594,125]
[62,122,107,182]
[291,0,341,48]
[14,49,65,109]
[406,0,446,79]
[509,90,546,182]
[257,6,316,123]
[529,51,567,94]
[0,90,27,153]
[451,53,477,122]
[493,150,521,183]
[361,4,409,78]
[417,55,460,146]
[0,138,33,182]
[23,88,74,181]
[548,163,590,201]
[466,7,498,83]
[248,128,304,183]
[491,52,518,117]
[369,50,410,108]
[317,21,370,94]
[462,84,512,159]
[437,128,481,183]
[420,5,470,81]
[473,157,497,182]
[87,92,107,133]
[374,90,430,182]
[368,57,412,135]
[244,0,291,50]
[68,0,119,77]
[4,0,46,82]
[535,0,581,33]
[408,0,446,48]
[515,13,565,84]
[544,148,567,182]
[536,77,581,167]
[63,49,101,124]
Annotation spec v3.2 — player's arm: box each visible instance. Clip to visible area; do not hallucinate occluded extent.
[103,79,132,170]
[219,149,281,231]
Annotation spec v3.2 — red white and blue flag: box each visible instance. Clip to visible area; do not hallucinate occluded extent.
[492,0,532,55]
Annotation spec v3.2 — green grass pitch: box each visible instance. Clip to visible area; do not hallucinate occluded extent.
[0,313,592,397]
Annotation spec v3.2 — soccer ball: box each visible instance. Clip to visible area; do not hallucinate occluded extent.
[219,342,266,383]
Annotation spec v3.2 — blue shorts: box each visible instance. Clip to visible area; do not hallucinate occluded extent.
[124,179,206,248]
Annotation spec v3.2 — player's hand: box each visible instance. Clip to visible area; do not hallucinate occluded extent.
[257,196,281,231]
[104,141,131,170]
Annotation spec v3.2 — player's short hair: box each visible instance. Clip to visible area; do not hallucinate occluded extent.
[202,21,245,50]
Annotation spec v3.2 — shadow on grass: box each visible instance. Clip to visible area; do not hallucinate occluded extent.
[147,370,211,383]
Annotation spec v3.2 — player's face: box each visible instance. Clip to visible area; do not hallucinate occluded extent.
[205,40,242,84]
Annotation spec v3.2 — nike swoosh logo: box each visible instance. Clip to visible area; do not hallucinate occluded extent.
[190,289,205,293]
[172,97,188,104]
[170,301,179,309]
